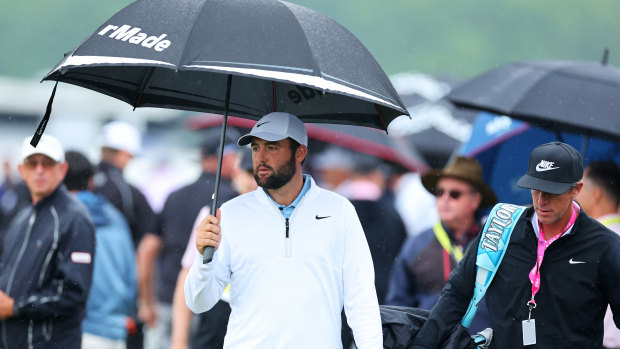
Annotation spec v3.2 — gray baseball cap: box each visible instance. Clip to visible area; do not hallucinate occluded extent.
[237,112,307,147]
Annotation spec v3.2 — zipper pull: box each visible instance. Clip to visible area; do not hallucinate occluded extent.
[285,218,292,258]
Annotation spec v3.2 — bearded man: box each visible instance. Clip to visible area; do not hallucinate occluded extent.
[184,112,382,349]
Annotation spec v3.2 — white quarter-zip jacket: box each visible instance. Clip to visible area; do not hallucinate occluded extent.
[185,177,382,348]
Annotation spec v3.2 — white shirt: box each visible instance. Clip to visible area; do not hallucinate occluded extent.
[184,177,382,348]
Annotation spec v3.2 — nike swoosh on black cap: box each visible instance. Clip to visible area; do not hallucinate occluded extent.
[517,141,583,194]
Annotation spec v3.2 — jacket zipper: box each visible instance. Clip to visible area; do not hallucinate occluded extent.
[264,181,310,258]
[285,218,292,258]
[2,210,36,349]
[281,189,308,258]
[38,206,59,288]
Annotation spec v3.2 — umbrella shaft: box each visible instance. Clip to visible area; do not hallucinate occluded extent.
[211,74,233,216]
[204,74,233,264]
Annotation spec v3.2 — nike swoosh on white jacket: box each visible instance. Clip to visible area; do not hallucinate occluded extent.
[185,176,382,348]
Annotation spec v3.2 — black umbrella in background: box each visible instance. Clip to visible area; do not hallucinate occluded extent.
[38,0,408,262]
[446,52,620,149]
[388,73,477,168]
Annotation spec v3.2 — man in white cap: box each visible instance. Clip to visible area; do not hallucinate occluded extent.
[0,135,95,349]
[412,142,620,348]
[184,112,382,348]
[93,121,159,347]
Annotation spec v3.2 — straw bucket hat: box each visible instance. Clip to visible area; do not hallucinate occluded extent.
[421,156,497,207]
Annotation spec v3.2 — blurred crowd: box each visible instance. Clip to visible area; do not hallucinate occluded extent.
[2,117,620,349]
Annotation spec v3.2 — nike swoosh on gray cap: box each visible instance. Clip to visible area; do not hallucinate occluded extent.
[238,112,308,146]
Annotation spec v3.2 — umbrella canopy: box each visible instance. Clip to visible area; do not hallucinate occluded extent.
[460,112,620,205]
[40,0,408,263]
[43,0,407,130]
[187,114,429,173]
[447,59,620,141]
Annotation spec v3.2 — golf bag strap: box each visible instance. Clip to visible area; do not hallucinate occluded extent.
[461,203,527,328]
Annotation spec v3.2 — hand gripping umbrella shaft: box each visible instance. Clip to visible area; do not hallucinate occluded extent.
[204,75,233,264]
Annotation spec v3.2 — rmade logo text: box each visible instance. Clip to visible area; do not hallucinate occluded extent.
[98,24,171,52]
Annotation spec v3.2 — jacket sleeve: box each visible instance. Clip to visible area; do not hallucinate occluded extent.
[384,236,418,307]
[116,209,138,314]
[600,233,620,330]
[410,231,480,348]
[341,201,383,349]
[184,208,230,314]
[14,213,95,320]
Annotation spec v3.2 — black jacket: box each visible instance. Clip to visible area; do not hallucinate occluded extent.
[0,185,95,349]
[350,196,407,303]
[93,161,156,247]
[412,206,620,349]
[157,172,236,304]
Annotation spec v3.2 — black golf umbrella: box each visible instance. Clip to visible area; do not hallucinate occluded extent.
[38,0,408,262]
[446,58,620,142]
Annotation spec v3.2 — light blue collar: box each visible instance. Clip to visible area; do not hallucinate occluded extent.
[265,174,312,219]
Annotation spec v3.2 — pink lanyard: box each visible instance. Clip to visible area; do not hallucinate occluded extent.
[528,202,579,309]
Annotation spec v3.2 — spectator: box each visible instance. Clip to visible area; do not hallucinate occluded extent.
[93,121,159,348]
[336,152,408,348]
[170,145,256,349]
[0,135,95,349]
[345,154,408,302]
[311,145,356,192]
[0,157,30,234]
[64,150,137,349]
[391,171,439,237]
[385,156,496,333]
[155,129,238,349]
[230,146,256,195]
[576,160,620,349]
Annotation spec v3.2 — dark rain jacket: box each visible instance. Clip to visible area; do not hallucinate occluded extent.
[385,222,490,334]
[0,185,95,349]
[412,206,620,349]
[157,172,236,304]
[93,161,157,247]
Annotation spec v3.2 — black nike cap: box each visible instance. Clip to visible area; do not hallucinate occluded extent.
[517,141,583,194]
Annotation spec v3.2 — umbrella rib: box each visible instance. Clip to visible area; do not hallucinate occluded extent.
[373,103,387,131]
[134,67,155,109]
[279,1,322,77]
[175,0,213,68]
[146,85,265,115]
[61,72,141,89]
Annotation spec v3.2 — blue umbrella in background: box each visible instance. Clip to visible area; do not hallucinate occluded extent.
[460,112,620,205]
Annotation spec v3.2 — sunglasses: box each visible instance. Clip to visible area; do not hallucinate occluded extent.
[23,157,58,169]
[435,188,467,200]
